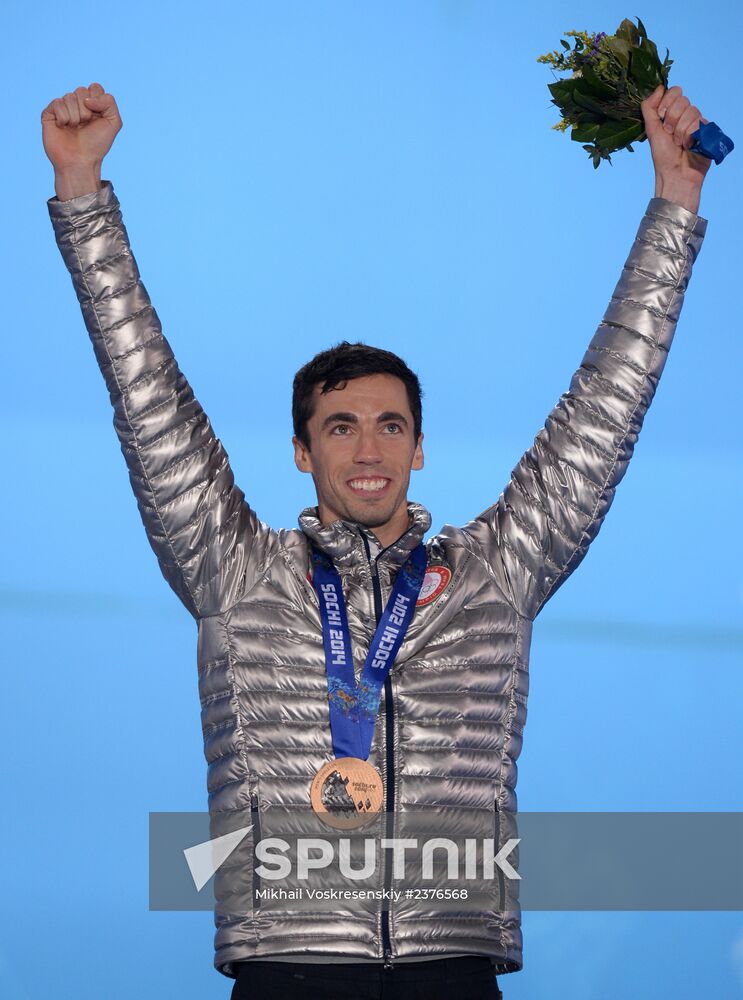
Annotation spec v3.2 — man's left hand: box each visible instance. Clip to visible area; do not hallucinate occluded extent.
[641,84,712,214]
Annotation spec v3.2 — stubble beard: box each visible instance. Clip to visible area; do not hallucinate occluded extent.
[320,476,408,532]
[343,495,400,530]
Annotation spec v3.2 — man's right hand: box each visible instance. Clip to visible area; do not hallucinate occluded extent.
[41,82,122,200]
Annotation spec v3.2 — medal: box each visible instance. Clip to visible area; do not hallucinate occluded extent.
[310,757,384,830]
[309,541,427,830]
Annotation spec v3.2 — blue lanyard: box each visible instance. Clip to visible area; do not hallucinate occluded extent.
[310,541,427,761]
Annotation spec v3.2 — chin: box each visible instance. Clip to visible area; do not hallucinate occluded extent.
[346,506,392,528]
[346,500,399,529]
[357,513,394,530]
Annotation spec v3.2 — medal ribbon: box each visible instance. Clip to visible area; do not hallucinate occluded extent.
[310,541,427,761]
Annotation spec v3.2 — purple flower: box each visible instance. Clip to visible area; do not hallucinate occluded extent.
[588,31,606,58]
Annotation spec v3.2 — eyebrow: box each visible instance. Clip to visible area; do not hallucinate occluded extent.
[321,411,410,430]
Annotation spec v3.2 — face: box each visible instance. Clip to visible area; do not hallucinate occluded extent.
[293,373,424,544]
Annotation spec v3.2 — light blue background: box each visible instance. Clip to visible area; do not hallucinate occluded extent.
[3,1,742,997]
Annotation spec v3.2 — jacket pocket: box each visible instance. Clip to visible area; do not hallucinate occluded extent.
[493,793,521,921]
[493,796,506,916]
[250,782,263,912]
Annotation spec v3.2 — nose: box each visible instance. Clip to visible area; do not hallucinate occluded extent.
[353,427,383,464]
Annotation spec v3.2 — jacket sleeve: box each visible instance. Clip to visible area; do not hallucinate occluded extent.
[48,179,278,620]
[460,196,708,621]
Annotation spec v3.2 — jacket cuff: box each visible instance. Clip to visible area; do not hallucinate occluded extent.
[646,196,708,239]
[47,178,117,222]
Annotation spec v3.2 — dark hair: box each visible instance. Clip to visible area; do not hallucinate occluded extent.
[292,341,423,450]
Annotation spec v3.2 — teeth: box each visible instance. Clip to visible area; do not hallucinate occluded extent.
[348,479,388,492]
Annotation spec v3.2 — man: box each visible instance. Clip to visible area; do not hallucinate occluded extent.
[42,81,710,999]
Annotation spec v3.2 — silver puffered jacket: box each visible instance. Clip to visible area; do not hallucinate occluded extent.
[49,181,707,979]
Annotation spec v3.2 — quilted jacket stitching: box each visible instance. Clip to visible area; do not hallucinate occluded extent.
[184,505,247,595]
[218,613,250,794]
[494,612,521,955]
[566,390,632,437]
[634,235,685,259]
[499,502,565,574]
[598,317,664,352]
[581,367,636,403]
[622,263,678,288]
[610,293,670,320]
[645,208,697,232]
[111,330,164,361]
[67,213,200,617]
[586,342,649,376]
[103,306,156,339]
[531,435,603,492]
[544,411,617,464]
[529,234,691,620]
[137,410,204,451]
[74,221,121,246]
[97,277,140,303]
[134,386,179,421]
[146,438,213,484]
[81,248,128,273]
[123,354,174,393]
[136,476,213,514]
[510,460,593,531]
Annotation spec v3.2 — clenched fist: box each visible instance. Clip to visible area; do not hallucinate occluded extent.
[641,84,711,214]
[41,83,122,200]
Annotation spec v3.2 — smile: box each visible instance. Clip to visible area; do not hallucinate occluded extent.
[346,477,391,495]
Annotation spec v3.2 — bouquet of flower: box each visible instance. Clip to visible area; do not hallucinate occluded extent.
[537,17,673,168]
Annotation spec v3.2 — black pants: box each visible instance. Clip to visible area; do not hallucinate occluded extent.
[230,956,502,999]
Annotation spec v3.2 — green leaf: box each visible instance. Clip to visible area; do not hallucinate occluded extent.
[560,38,570,50]
[636,17,648,39]
[572,123,601,142]
[640,35,660,65]
[605,37,631,67]
[580,62,618,98]
[576,106,603,119]
[630,48,661,91]
[616,18,640,45]
[595,119,645,148]
[573,89,608,116]
[548,80,576,102]
[661,51,673,86]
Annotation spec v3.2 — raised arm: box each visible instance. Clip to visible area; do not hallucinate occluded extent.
[43,83,277,619]
[460,83,711,621]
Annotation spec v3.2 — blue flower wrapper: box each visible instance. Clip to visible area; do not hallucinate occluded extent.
[689,120,734,165]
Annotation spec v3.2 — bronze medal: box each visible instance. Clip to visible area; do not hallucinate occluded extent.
[310,757,384,830]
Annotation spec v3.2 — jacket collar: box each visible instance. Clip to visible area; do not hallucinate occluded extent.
[299,501,432,570]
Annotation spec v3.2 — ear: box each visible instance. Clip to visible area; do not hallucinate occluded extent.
[293,434,313,474]
[411,432,424,471]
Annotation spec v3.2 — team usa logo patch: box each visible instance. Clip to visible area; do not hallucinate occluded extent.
[416,565,452,606]
[308,566,451,606]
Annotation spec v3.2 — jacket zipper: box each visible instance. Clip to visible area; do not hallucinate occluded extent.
[251,788,262,912]
[360,534,395,968]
